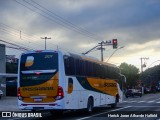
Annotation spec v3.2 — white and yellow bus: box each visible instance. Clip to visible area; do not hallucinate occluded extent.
[18,50,124,114]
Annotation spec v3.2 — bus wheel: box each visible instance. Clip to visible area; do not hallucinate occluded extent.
[87,97,93,114]
[111,95,118,108]
[111,102,117,108]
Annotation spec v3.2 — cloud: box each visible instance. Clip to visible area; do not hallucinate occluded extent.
[1,0,160,69]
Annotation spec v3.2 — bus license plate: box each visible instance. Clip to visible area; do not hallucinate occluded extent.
[34,98,42,102]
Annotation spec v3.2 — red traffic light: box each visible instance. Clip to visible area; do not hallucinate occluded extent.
[113,39,117,43]
[112,39,117,49]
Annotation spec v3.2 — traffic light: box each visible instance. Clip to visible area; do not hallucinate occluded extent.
[112,39,117,49]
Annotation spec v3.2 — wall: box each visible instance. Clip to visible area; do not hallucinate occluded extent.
[0,44,6,95]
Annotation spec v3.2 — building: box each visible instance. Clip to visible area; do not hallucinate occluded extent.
[0,44,17,96]
[6,55,18,63]
[0,44,6,95]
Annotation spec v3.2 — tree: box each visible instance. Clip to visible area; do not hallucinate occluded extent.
[141,65,160,87]
[119,63,139,88]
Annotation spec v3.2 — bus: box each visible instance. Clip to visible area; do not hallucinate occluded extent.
[18,50,125,114]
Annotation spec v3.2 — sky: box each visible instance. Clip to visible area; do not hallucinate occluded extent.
[0,0,160,71]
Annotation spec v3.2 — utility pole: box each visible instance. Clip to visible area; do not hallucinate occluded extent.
[97,41,105,61]
[101,42,103,61]
[140,57,149,73]
[82,39,118,62]
[41,37,51,50]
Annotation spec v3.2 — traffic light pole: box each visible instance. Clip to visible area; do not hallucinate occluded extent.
[98,41,105,61]
[82,45,99,55]
[82,39,117,61]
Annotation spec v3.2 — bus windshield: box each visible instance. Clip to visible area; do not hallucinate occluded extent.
[20,52,58,87]
[20,52,58,71]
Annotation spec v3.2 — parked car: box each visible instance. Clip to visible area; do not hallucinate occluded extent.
[0,90,3,99]
[144,87,151,94]
[156,86,160,92]
[125,89,142,98]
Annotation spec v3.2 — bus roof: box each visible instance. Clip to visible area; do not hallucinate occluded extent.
[21,50,118,68]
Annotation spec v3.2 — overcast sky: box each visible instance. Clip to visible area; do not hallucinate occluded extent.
[0,0,160,71]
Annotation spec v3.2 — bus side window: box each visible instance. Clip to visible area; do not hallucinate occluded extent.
[64,56,75,76]
[69,57,75,75]
[89,62,93,77]
[81,60,86,76]
[101,65,105,79]
[75,59,80,76]
[64,56,70,75]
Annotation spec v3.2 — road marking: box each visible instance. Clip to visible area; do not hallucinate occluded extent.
[156,101,160,103]
[147,101,155,103]
[153,97,160,101]
[129,101,136,103]
[137,101,145,103]
[76,106,131,120]
[122,101,136,103]
[131,106,160,107]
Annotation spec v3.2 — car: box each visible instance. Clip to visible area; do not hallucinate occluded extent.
[0,90,3,99]
[156,86,160,92]
[125,89,142,98]
[144,87,151,94]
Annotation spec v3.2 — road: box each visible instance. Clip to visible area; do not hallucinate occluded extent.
[1,93,160,120]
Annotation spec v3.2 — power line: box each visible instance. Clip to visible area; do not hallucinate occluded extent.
[24,0,102,41]
[0,23,47,49]
[0,39,32,51]
[14,0,102,42]
[0,23,77,54]
[0,23,77,53]
[0,23,40,42]
[0,28,36,50]
[6,45,26,51]
[30,0,102,40]
[0,23,74,52]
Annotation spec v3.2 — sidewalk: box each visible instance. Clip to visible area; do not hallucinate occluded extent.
[0,96,20,111]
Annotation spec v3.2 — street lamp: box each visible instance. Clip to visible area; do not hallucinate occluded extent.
[106,46,124,62]
[41,37,51,50]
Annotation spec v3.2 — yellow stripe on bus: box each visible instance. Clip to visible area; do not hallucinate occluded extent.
[20,72,59,103]
[87,77,118,96]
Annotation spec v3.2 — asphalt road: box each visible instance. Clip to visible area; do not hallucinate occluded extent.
[2,93,160,120]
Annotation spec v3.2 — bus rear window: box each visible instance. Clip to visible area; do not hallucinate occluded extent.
[20,52,58,71]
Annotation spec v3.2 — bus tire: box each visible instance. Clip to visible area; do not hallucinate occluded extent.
[111,95,119,108]
[111,102,117,108]
[87,97,93,114]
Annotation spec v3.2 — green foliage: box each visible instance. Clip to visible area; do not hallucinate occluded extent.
[119,62,139,88]
[141,65,160,87]
[6,63,18,73]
